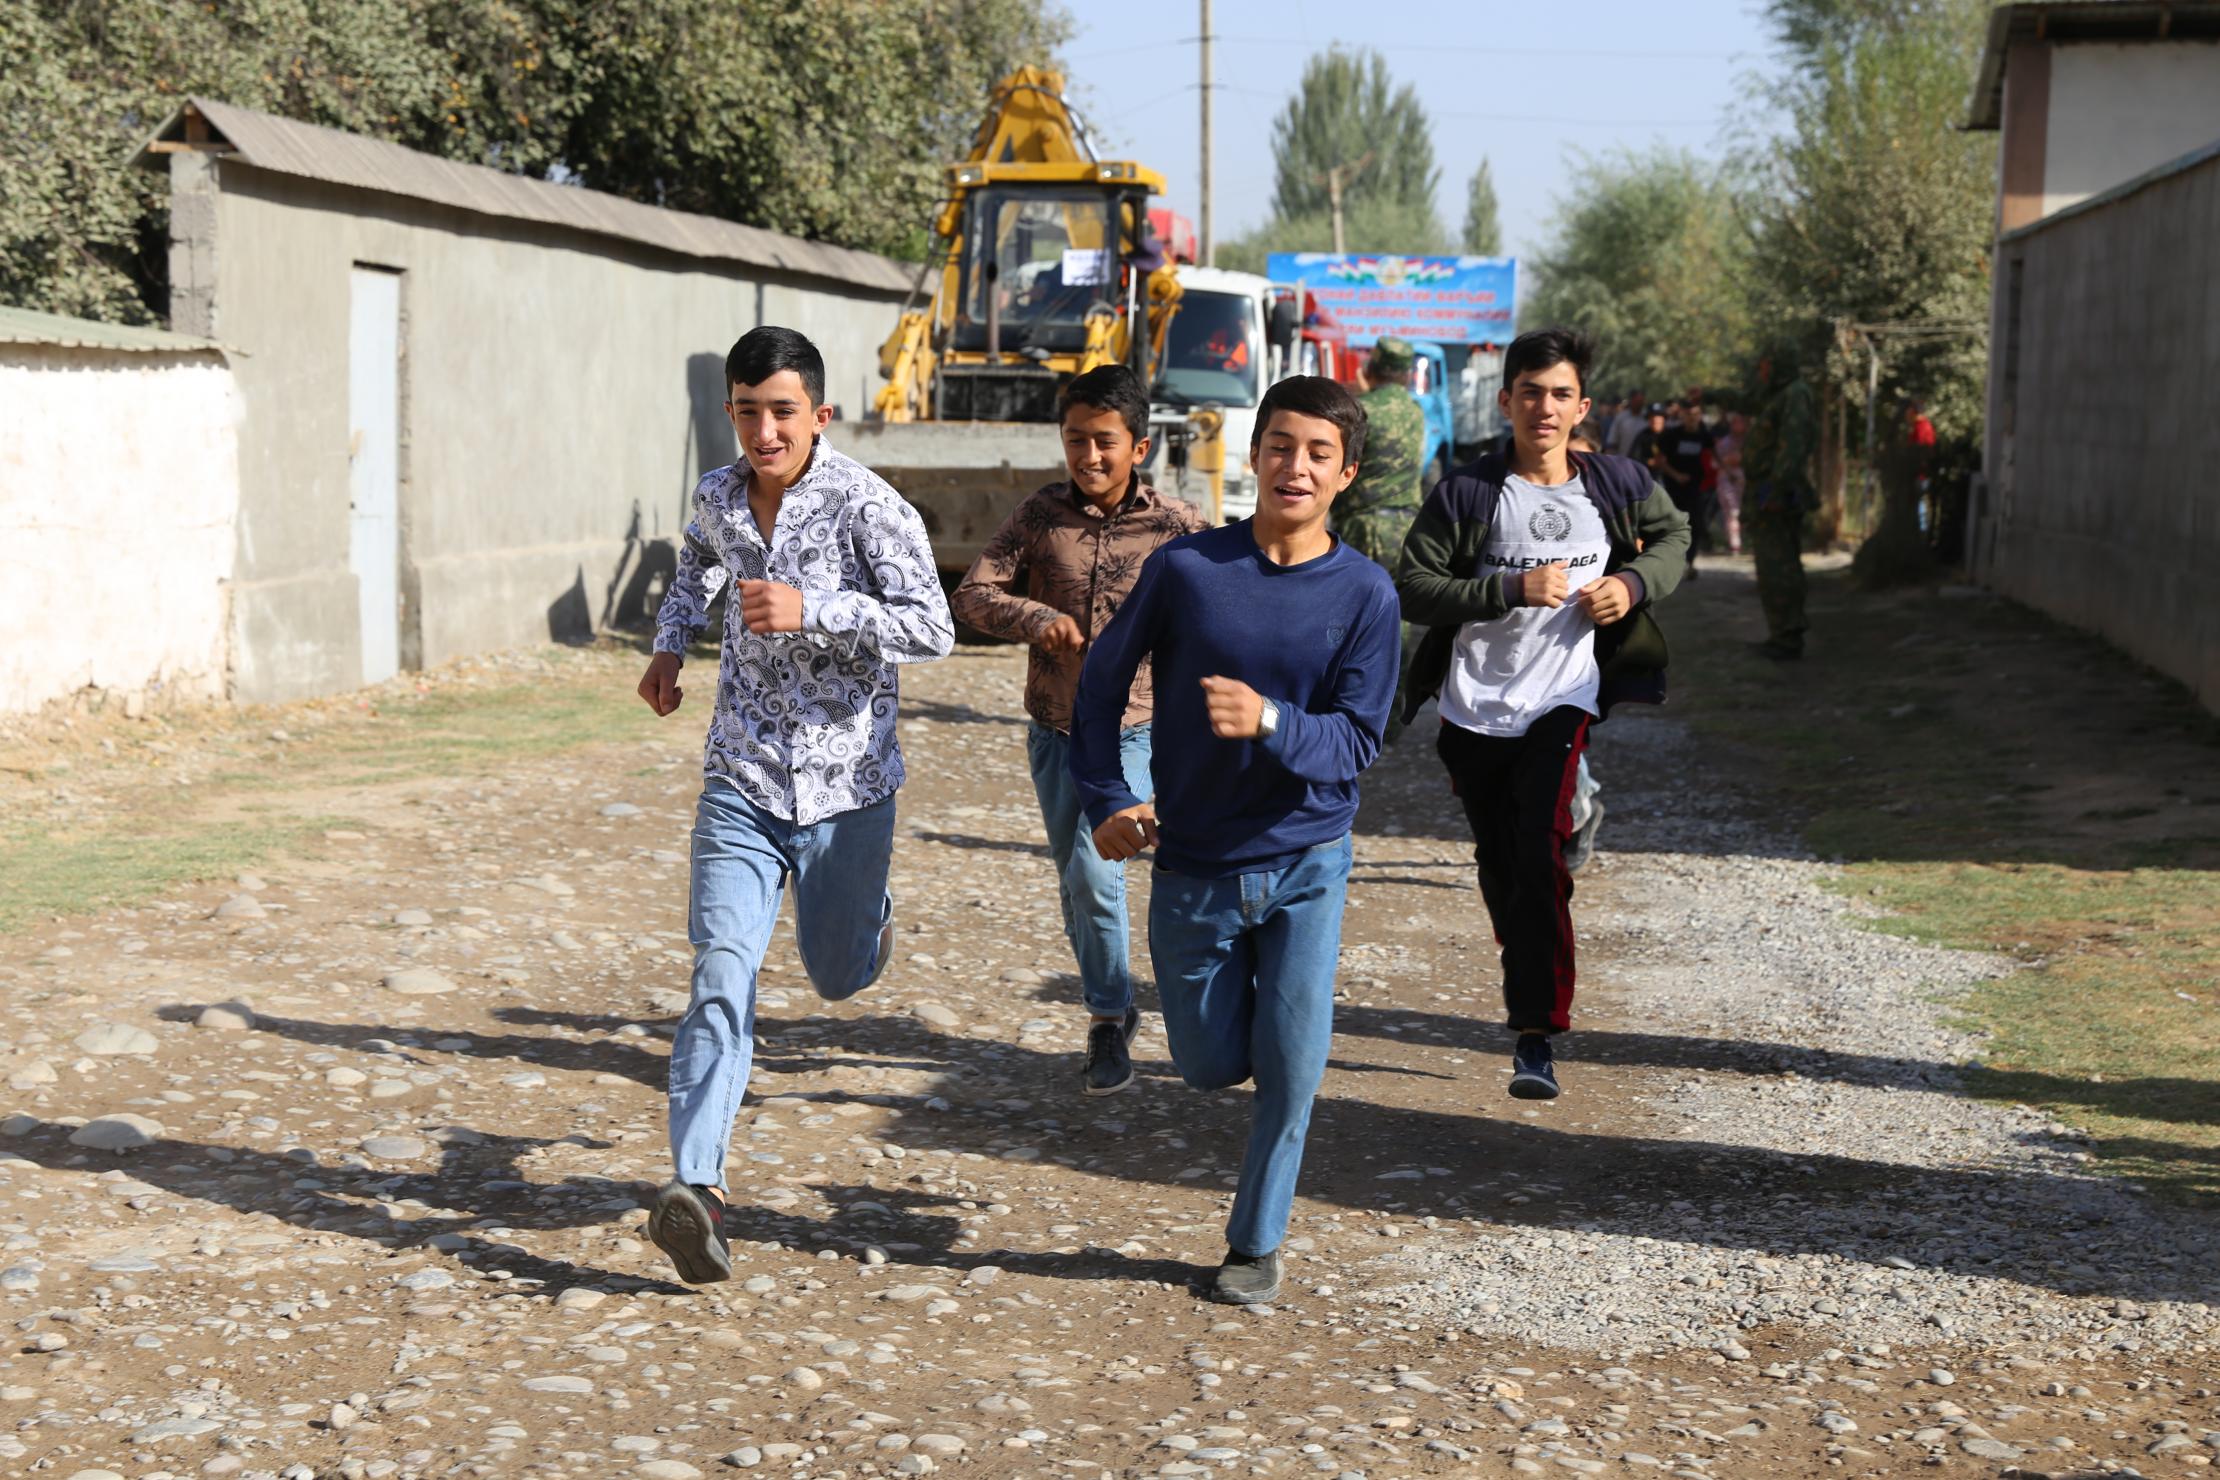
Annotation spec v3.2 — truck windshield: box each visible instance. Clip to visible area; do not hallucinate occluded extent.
[958,188,1118,346]
[1156,290,1259,407]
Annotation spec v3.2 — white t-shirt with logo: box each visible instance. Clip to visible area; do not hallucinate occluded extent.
[1438,472,1613,737]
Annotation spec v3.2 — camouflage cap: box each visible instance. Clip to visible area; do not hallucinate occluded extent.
[1368,336,1415,372]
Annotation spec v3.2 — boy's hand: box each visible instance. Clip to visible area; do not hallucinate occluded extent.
[1575,573,1636,626]
[738,580,804,634]
[1518,563,1569,608]
[1091,803,1159,861]
[1201,676,1265,739]
[637,651,683,716]
[1037,614,1085,655]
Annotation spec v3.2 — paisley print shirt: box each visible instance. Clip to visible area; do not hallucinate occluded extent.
[950,480,1207,732]
[653,440,953,824]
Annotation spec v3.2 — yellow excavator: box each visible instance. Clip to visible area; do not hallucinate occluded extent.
[847,68,1221,572]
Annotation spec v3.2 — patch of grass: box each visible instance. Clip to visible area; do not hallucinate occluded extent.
[0,643,654,936]
[1667,566,2220,1205]
[0,816,350,935]
[1840,860,2220,1204]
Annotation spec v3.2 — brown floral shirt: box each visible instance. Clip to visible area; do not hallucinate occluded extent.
[952,479,1208,732]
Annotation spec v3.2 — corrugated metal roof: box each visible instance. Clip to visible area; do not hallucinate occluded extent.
[1967,1,2220,130]
[0,304,226,355]
[1999,134,2220,241]
[134,98,916,295]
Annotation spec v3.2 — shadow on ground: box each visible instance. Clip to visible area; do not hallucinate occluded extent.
[148,1000,2220,1309]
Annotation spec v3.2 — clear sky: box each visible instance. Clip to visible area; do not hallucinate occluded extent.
[1060,0,1781,262]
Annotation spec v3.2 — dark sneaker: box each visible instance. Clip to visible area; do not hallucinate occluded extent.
[1509,1032,1561,1100]
[1749,638,1803,661]
[1082,1006,1141,1096]
[1210,1248,1282,1305]
[1564,798,1606,874]
[647,1181,731,1284]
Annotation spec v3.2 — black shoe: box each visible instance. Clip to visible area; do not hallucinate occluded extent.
[1509,1033,1561,1100]
[647,1181,732,1284]
[1082,1006,1141,1096]
[1564,799,1605,874]
[1748,638,1803,661]
[1210,1247,1282,1305]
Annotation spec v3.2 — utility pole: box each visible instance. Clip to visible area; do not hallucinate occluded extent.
[1199,0,1214,265]
[1312,152,1375,254]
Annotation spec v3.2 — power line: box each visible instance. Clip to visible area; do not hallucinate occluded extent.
[1104,80,1716,130]
[1071,35,1738,63]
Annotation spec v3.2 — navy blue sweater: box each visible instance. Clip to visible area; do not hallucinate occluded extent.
[1070,522,1402,877]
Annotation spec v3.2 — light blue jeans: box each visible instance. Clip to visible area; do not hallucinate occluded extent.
[668,782,893,1187]
[1147,834,1353,1257]
[1026,722,1153,1018]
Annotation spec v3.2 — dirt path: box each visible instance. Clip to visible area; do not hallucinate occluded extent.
[2,630,2214,1480]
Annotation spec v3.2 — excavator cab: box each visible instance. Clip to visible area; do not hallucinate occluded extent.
[872,69,1179,429]
[857,69,1208,574]
[936,177,1158,420]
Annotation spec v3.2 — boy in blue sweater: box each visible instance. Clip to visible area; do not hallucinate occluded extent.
[1070,376,1402,1304]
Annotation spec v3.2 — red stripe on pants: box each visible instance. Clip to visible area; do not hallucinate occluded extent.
[1542,714,1591,1033]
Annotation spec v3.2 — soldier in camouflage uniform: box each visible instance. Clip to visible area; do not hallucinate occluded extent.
[1741,353,1819,659]
[1337,337,1429,569]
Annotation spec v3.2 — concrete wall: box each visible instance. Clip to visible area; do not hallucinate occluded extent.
[173,154,907,704]
[2042,42,2220,216]
[0,347,239,714]
[1977,148,2220,711]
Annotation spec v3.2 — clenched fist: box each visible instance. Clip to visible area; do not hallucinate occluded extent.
[637,651,684,716]
[1518,563,1569,608]
[1036,614,1085,655]
[738,580,804,634]
[1201,675,1266,739]
[1574,573,1636,626]
[1091,803,1159,861]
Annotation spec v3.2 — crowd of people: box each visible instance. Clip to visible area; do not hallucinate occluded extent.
[631,320,1741,1306]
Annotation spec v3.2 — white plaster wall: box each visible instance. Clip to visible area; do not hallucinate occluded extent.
[0,352,240,713]
[2045,42,2220,213]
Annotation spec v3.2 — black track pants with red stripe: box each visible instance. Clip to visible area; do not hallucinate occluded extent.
[1435,706,1591,1035]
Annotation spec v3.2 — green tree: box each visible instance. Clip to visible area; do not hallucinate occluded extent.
[0,0,1066,324]
[1266,48,1440,223]
[1461,157,1501,256]
[1525,147,1751,399]
[1738,0,1994,582]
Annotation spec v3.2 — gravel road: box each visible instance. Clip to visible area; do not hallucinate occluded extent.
[1,639,2213,1479]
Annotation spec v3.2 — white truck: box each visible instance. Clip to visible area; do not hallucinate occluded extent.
[1144,265,1306,522]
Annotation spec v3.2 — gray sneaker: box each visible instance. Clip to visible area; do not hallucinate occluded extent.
[1209,1248,1282,1305]
[862,899,895,990]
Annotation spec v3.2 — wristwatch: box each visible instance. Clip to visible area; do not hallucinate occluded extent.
[1256,699,1281,741]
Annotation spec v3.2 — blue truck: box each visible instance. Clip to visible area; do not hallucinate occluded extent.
[1409,340,1456,487]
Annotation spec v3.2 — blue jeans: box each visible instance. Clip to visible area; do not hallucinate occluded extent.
[668,782,894,1187]
[1027,722,1153,1017]
[1147,834,1352,1257]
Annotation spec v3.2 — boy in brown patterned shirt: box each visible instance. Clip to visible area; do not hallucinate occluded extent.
[953,365,1207,1094]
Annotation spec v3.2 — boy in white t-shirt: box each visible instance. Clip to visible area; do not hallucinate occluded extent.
[1392,329,1690,1099]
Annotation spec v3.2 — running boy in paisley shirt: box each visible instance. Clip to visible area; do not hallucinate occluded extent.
[635,326,953,1283]
[952,365,1207,1096]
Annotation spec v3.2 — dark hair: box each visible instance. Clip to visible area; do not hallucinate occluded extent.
[725,325,825,405]
[1502,327,1596,396]
[1058,364,1150,442]
[1251,375,1368,468]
